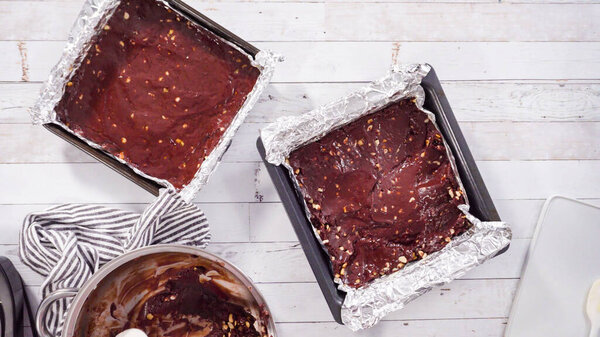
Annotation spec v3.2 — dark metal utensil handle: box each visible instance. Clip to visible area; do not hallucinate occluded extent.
[0,300,4,337]
[35,289,78,337]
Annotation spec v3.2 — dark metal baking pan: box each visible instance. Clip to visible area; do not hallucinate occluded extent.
[43,0,260,196]
[256,66,508,324]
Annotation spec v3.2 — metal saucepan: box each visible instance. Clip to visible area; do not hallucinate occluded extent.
[36,245,277,337]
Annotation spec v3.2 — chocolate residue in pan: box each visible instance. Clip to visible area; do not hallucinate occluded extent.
[288,99,470,288]
[79,253,268,337]
[126,267,260,337]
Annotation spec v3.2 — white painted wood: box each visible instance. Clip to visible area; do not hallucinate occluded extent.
[0,238,529,287]
[0,162,261,203]
[3,121,597,164]
[0,242,317,285]
[258,279,518,322]
[1,160,596,203]
[276,319,506,337]
[0,83,40,123]
[437,81,600,122]
[251,81,600,123]
[1,2,599,41]
[3,41,600,83]
[474,161,600,200]
[0,203,250,245]
[0,41,56,83]
[459,121,600,160]
[249,202,298,242]
[506,0,600,2]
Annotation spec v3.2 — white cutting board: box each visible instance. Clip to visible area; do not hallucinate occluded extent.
[506,196,600,337]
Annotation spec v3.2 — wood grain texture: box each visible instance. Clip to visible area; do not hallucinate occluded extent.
[2,41,600,82]
[0,2,599,41]
[251,81,600,122]
[0,160,599,204]
[0,203,250,244]
[1,121,598,163]
[0,238,529,286]
[276,319,506,337]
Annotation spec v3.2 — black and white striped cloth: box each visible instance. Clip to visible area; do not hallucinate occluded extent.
[19,188,210,336]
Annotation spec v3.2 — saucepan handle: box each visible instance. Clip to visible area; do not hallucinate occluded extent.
[35,288,78,337]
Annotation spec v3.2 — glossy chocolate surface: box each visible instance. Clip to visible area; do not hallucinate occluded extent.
[126,267,260,337]
[56,0,260,189]
[80,253,267,337]
[288,99,470,288]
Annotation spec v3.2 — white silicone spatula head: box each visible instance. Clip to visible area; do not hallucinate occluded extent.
[587,279,600,337]
[116,328,148,337]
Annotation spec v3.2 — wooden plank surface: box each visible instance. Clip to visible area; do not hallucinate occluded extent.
[1,2,599,41]
[0,0,598,336]
[2,121,599,163]
[0,160,599,204]
[3,41,600,82]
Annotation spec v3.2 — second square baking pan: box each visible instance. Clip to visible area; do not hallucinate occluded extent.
[257,66,508,324]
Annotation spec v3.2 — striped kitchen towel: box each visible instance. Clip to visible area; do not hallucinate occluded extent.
[19,188,210,336]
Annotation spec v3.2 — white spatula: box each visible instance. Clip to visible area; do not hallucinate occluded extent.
[116,329,148,337]
[587,279,600,337]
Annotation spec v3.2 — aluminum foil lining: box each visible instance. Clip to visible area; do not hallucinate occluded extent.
[29,0,280,202]
[261,64,429,165]
[341,207,511,330]
[260,63,511,331]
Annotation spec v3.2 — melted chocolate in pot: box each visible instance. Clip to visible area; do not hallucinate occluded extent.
[125,268,260,337]
[288,99,470,288]
[79,254,269,337]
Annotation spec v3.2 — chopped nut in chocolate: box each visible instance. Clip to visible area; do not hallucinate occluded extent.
[81,253,268,337]
[126,267,261,337]
[56,0,260,189]
[288,99,470,288]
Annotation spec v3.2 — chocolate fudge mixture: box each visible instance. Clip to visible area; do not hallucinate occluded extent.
[56,0,260,189]
[288,99,470,288]
[80,254,269,337]
[122,267,261,337]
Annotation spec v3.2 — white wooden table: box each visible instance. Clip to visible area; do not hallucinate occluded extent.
[1,0,600,336]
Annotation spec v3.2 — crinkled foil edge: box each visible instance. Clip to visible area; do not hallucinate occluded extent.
[261,64,430,165]
[30,0,119,125]
[179,50,280,201]
[340,210,511,331]
[260,64,511,330]
[29,0,280,202]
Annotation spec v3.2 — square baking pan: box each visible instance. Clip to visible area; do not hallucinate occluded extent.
[256,66,508,324]
[43,0,260,196]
